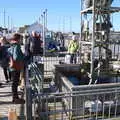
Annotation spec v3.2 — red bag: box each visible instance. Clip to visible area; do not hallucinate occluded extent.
[9,57,24,70]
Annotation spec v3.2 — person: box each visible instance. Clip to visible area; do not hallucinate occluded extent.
[7,33,25,104]
[26,31,43,62]
[19,33,29,90]
[0,37,11,83]
[48,41,57,53]
[68,35,79,64]
[60,34,64,48]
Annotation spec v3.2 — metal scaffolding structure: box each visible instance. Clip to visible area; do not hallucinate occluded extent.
[80,0,120,84]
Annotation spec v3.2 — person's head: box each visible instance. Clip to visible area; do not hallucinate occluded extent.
[72,35,76,41]
[32,31,37,37]
[0,36,7,45]
[10,33,21,44]
[37,33,41,39]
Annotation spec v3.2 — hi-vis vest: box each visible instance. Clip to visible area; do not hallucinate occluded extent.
[68,40,79,54]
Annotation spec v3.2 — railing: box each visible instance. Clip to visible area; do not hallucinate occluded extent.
[33,87,120,120]
[25,64,32,120]
[43,56,64,77]
[25,62,120,120]
[25,62,44,120]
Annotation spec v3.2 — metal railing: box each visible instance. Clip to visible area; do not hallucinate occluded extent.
[25,64,32,120]
[25,62,44,120]
[43,56,64,77]
[25,62,120,120]
[33,87,120,120]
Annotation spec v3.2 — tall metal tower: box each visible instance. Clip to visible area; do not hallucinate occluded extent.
[80,0,120,84]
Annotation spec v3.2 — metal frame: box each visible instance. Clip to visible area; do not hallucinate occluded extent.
[33,86,120,120]
[80,0,120,84]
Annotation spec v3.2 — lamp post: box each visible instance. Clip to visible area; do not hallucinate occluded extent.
[63,16,65,33]
[45,9,47,30]
[41,14,43,39]
[3,9,6,28]
[70,16,72,33]
[11,18,13,33]
[3,9,6,36]
[8,16,10,34]
[43,11,46,56]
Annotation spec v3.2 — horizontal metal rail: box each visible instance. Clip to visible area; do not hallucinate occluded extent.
[25,62,44,120]
[29,62,44,93]
[25,65,32,120]
[33,86,120,120]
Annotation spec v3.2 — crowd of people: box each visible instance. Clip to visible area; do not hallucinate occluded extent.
[0,31,43,104]
[0,30,79,104]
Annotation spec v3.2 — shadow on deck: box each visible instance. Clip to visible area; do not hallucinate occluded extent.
[0,67,25,120]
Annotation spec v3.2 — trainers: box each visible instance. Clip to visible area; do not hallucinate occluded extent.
[12,98,25,104]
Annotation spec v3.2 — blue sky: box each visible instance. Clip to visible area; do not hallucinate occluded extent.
[0,0,120,32]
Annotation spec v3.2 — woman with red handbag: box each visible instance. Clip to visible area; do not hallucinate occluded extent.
[8,33,25,104]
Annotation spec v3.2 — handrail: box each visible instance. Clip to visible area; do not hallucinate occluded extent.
[30,62,44,93]
[25,62,44,120]
[25,65,32,120]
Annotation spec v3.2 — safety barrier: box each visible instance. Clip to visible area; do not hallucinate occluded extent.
[33,87,120,120]
[25,62,44,120]
[43,56,65,78]
[25,62,120,120]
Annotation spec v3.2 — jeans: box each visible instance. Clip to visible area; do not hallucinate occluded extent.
[3,67,11,81]
[10,71,20,99]
[70,53,77,64]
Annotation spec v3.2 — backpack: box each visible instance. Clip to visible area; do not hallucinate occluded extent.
[8,44,24,70]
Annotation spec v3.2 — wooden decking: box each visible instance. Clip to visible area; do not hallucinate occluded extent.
[0,67,25,120]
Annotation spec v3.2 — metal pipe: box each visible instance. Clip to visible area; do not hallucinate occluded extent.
[80,0,82,63]
[11,17,13,33]
[58,16,61,32]
[89,0,95,85]
[3,9,6,28]
[41,14,43,41]
[8,16,9,34]
[63,16,65,33]
[69,16,72,33]
[45,9,47,30]
[43,11,46,56]
[25,66,32,120]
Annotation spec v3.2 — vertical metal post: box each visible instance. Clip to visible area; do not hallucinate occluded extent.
[80,0,83,63]
[45,9,47,30]
[41,14,43,41]
[8,16,9,34]
[3,9,6,28]
[11,17,13,33]
[89,0,95,84]
[43,11,45,56]
[70,16,72,33]
[58,16,61,32]
[3,9,6,36]
[63,16,65,33]
[25,66,32,120]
